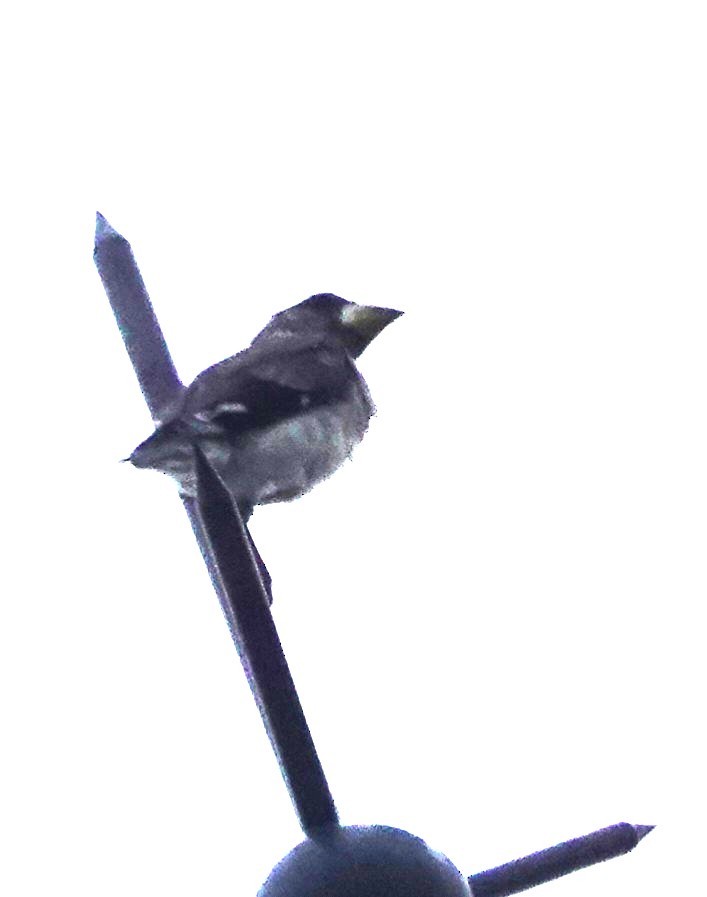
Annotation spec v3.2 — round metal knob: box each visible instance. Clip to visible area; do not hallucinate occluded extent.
[259,825,471,896]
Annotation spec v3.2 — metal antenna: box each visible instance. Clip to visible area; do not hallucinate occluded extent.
[95,213,653,894]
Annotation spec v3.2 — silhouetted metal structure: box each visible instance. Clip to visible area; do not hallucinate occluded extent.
[94,213,653,895]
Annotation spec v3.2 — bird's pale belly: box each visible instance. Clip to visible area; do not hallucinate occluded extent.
[204,402,371,506]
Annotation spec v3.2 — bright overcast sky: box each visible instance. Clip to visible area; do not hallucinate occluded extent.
[2,3,705,895]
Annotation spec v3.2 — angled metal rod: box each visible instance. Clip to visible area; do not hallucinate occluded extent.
[93,212,335,834]
[194,448,338,836]
[94,213,273,604]
[93,213,183,420]
[468,821,654,897]
[93,212,236,623]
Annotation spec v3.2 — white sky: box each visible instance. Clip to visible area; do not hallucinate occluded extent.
[2,3,705,895]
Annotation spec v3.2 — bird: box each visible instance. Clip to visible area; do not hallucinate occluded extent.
[128,293,403,524]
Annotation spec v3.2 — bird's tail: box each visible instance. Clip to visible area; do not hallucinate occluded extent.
[128,420,192,473]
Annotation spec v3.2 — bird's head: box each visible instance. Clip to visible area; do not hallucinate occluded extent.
[256,293,403,357]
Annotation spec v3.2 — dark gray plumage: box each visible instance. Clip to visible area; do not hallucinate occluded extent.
[129,293,402,521]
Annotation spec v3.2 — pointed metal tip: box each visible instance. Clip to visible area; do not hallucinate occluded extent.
[94,211,123,246]
[633,824,655,842]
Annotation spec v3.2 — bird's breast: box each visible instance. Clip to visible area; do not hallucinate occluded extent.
[213,388,371,506]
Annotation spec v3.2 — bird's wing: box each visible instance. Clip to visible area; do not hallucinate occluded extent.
[179,337,356,433]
